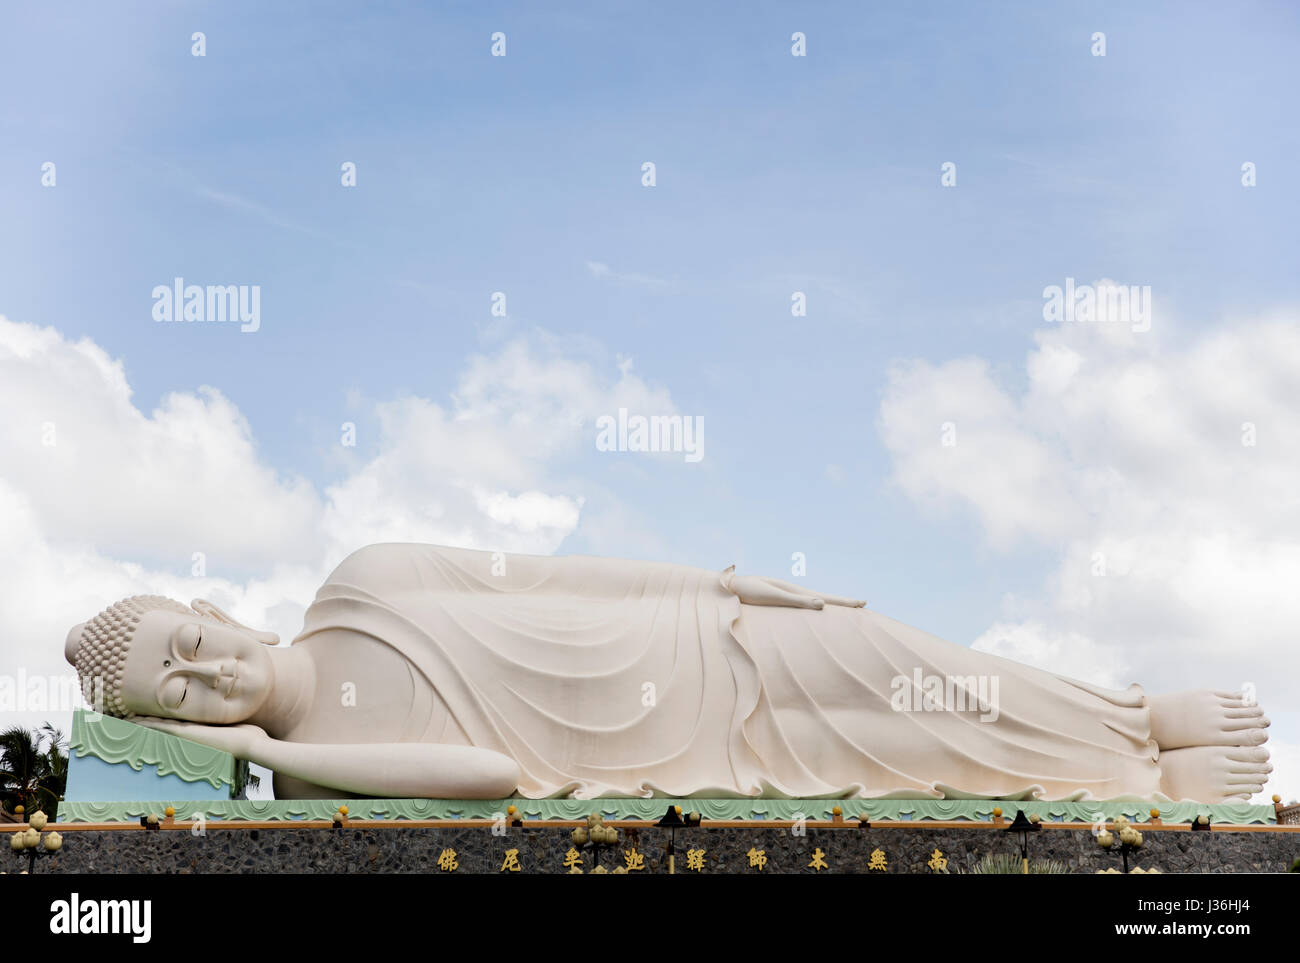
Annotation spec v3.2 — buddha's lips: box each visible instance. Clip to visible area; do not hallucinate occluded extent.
[223,666,239,698]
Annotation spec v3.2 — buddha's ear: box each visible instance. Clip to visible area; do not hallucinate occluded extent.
[190,599,280,645]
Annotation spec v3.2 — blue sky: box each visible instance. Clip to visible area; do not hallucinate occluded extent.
[2,2,1298,794]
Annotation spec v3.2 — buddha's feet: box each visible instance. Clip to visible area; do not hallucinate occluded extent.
[1150,689,1271,801]
[1148,689,1269,751]
[1158,746,1272,802]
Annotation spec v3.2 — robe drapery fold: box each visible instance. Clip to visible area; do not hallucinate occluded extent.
[293,544,1162,800]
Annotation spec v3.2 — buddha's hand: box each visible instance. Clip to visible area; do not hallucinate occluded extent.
[131,717,269,758]
[722,568,865,609]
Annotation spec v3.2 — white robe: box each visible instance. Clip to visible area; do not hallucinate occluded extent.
[293,543,1161,800]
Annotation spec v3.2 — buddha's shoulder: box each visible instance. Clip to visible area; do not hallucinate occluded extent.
[331,541,465,565]
[330,542,567,567]
[324,543,485,579]
[327,543,664,576]
[323,543,708,591]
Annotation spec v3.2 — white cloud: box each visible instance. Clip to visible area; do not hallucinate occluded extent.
[880,309,1300,800]
[879,356,1080,546]
[972,620,1130,690]
[319,338,676,556]
[1264,739,1300,807]
[0,318,323,568]
[584,260,669,286]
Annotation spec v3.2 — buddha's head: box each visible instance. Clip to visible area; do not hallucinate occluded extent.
[64,596,277,724]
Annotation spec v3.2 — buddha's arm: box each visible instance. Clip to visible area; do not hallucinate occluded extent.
[132,718,520,798]
[491,549,865,604]
[338,543,697,600]
[251,739,520,799]
[416,543,714,598]
[347,543,863,606]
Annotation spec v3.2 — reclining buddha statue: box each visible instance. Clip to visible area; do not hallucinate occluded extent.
[64,543,1271,802]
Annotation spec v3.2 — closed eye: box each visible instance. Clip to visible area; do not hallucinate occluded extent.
[177,683,189,707]
[192,628,202,656]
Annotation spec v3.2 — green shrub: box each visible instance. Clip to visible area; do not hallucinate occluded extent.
[965,852,1071,874]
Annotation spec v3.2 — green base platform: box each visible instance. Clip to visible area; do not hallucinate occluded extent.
[56,796,1276,824]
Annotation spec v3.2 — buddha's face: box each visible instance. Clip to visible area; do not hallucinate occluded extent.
[116,610,275,724]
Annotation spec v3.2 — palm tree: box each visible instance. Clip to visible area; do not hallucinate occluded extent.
[39,723,68,789]
[0,724,68,821]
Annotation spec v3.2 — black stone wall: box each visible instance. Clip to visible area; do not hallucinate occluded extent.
[21,825,1299,874]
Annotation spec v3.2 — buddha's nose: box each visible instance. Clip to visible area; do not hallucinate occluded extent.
[191,661,235,686]
[189,663,221,684]
[64,623,87,664]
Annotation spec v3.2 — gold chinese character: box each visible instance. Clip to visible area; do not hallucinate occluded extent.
[808,848,829,872]
[563,847,583,871]
[686,848,707,872]
[436,848,459,872]
[623,848,645,871]
[868,848,888,871]
[747,847,767,871]
[501,848,522,872]
[927,848,947,873]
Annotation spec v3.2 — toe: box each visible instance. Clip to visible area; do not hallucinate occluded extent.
[1228,763,1273,778]
[1223,706,1265,719]
[1224,784,1266,797]
[1222,791,1254,802]
[1222,714,1270,730]
[1225,746,1270,764]
[1225,772,1266,786]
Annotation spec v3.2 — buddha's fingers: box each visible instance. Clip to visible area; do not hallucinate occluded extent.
[731,575,823,609]
[819,593,867,608]
[757,577,865,608]
[131,716,257,757]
